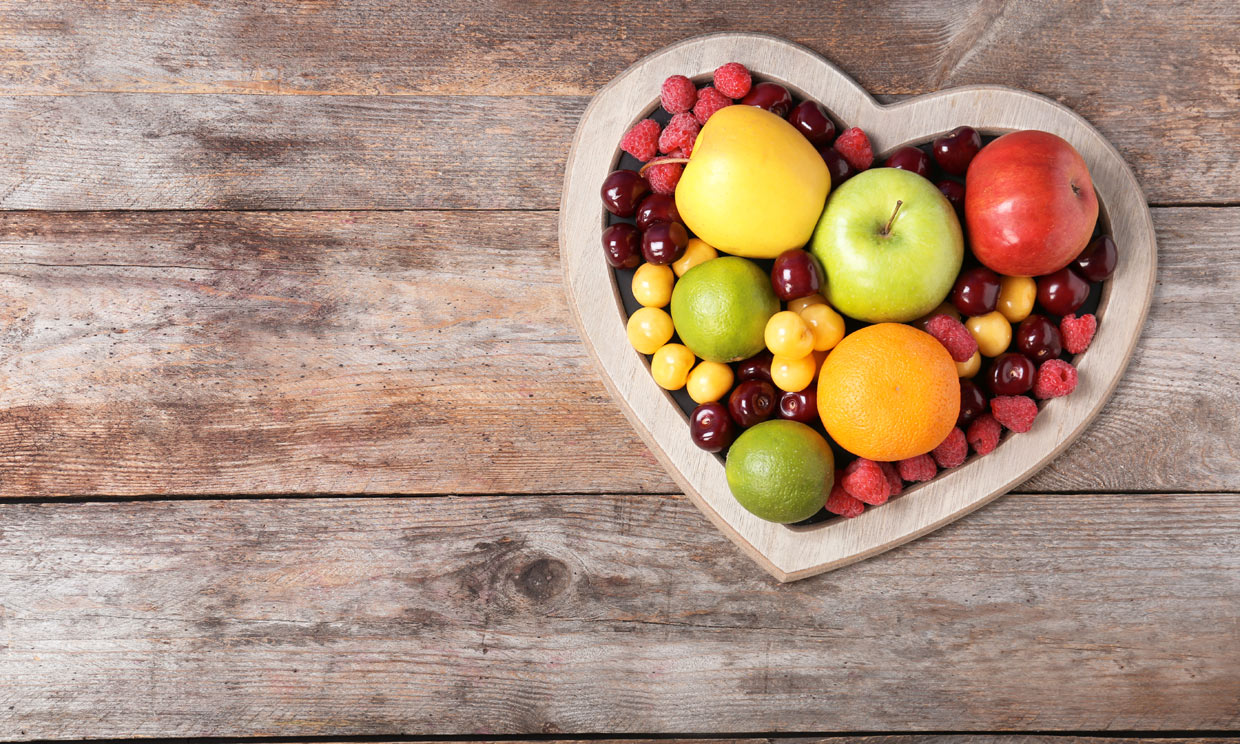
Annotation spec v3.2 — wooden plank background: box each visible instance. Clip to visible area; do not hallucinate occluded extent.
[0,0,1238,740]
[3,494,1238,737]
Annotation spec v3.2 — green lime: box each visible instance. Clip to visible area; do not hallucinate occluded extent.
[670,256,779,363]
[725,420,835,524]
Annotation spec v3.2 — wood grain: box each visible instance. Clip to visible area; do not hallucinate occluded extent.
[0,89,1232,210]
[0,3,1234,207]
[0,207,1234,497]
[2,2,1234,100]
[0,94,582,210]
[0,209,666,496]
[1,492,1236,738]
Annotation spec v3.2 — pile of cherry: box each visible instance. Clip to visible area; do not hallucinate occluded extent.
[600,64,1117,524]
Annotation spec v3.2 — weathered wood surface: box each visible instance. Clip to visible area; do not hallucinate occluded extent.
[5,1,1237,112]
[2,1,1236,208]
[1,3,1238,736]
[0,94,584,211]
[0,207,1234,497]
[0,88,1234,210]
[1,493,1237,738]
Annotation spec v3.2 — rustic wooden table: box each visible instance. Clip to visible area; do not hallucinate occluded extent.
[1,2,1237,741]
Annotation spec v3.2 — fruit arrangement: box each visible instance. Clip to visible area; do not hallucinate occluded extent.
[601,63,1115,526]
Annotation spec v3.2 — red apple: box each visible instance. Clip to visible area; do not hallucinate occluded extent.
[965,130,1098,277]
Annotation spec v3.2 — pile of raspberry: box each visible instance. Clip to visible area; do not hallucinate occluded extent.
[618,62,879,196]
[619,64,748,194]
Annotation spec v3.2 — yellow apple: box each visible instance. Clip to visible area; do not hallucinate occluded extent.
[675,105,830,259]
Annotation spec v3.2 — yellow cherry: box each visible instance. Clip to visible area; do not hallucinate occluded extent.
[672,238,718,277]
[996,275,1037,323]
[685,361,735,404]
[626,307,674,355]
[632,263,675,308]
[764,311,814,359]
[799,303,846,351]
[771,353,816,392]
[651,343,696,390]
[965,311,1012,357]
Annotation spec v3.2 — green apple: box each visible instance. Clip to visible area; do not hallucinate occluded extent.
[810,168,963,323]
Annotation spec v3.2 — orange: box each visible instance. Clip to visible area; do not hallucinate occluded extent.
[817,323,959,461]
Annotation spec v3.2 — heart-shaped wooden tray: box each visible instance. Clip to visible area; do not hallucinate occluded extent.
[560,33,1156,582]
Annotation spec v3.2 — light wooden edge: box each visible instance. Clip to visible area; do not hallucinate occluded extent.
[559,33,1156,582]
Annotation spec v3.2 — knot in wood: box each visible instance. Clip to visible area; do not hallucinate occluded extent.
[514,557,571,602]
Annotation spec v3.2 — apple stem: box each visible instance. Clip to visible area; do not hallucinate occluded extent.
[881,200,904,236]
[638,157,691,176]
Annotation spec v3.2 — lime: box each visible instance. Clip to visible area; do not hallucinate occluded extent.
[670,256,779,363]
[725,420,834,523]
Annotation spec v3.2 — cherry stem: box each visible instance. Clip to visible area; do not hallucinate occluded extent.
[881,200,904,236]
[639,157,691,176]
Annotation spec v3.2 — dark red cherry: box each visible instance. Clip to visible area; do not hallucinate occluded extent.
[601,223,641,268]
[690,402,736,453]
[736,352,773,384]
[1015,314,1063,364]
[728,379,776,428]
[820,146,856,185]
[788,100,836,146]
[770,249,822,301]
[957,379,988,427]
[884,145,932,178]
[932,126,982,176]
[634,193,681,232]
[601,169,650,217]
[1037,267,1091,316]
[937,180,965,215]
[641,222,688,265]
[951,266,1001,316]
[988,353,1036,395]
[1074,234,1118,282]
[777,387,818,423]
[739,82,793,117]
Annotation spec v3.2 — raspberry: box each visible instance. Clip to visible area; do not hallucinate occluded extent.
[658,112,701,156]
[991,395,1038,433]
[660,75,697,114]
[877,461,904,496]
[931,427,968,469]
[693,86,732,125]
[841,458,891,506]
[897,454,937,482]
[834,127,874,170]
[825,480,865,518]
[713,62,752,99]
[966,413,1001,455]
[643,159,683,195]
[621,119,660,162]
[1033,358,1078,399]
[1061,313,1097,354]
[926,313,978,362]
